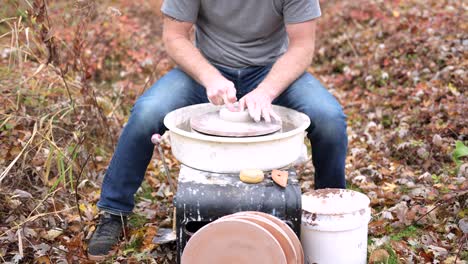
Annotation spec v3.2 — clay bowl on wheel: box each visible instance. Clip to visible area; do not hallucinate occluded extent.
[218,107,252,123]
[233,211,304,264]
[220,213,297,264]
[181,218,287,264]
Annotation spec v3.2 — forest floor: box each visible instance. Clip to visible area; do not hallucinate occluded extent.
[0,0,467,263]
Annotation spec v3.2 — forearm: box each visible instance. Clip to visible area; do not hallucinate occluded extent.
[162,15,223,87]
[257,20,317,100]
[165,37,222,86]
[163,16,237,107]
[258,44,315,100]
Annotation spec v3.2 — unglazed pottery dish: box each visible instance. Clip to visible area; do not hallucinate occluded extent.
[181,218,287,264]
[235,211,304,264]
[221,214,297,264]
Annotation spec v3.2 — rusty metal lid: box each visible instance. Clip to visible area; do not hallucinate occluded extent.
[302,189,370,215]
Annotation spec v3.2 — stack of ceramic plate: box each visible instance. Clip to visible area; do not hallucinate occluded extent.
[181,211,304,264]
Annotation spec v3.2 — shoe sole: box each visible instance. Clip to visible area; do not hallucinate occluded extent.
[87,248,116,262]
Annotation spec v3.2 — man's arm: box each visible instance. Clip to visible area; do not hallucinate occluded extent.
[162,16,236,106]
[239,20,317,122]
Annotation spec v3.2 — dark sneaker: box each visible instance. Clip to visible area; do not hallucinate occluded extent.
[87,212,127,261]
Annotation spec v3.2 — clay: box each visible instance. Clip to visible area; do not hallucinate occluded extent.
[240,169,264,184]
[271,169,288,187]
[219,107,252,123]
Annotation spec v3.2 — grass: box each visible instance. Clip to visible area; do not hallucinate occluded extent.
[128,213,148,229]
[399,185,411,195]
[123,231,144,255]
[135,181,156,203]
[390,225,420,241]
[347,182,364,193]
[383,244,400,264]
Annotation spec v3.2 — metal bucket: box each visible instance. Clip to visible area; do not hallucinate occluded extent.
[301,189,371,264]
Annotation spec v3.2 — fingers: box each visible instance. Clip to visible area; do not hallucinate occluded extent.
[207,88,225,106]
[239,96,275,123]
[226,85,237,104]
[269,109,282,122]
[248,101,261,123]
[208,81,238,108]
[261,107,271,123]
[238,98,246,112]
[223,93,236,111]
[223,84,238,111]
[237,91,278,123]
[208,94,223,105]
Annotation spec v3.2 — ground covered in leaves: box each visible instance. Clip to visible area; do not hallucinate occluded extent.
[0,0,466,263]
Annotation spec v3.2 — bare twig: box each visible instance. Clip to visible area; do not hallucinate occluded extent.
[454,234,467,264]
[17,229,23,259]
[27,188,63,219]
[137,52,166,96]
[57,67,78,115]
[75,153,92,224]
[0,207,76,239]
[414,190,468,223]
[343,31,359,58]
[0,123,38,183]
[121,213,127,243]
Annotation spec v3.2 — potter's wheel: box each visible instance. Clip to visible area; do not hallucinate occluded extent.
[163,104,310,173]
[190,107,282,137]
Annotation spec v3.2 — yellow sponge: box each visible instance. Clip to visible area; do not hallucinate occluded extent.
[239,169,264,184]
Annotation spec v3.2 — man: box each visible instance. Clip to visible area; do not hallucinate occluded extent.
[87,0,347,260]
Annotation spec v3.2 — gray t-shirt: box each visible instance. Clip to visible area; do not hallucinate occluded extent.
[161,0,321,68]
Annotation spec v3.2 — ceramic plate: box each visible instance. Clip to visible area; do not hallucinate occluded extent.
[234,211,304,264]
[221,214,297,264]
[182,218,287,264]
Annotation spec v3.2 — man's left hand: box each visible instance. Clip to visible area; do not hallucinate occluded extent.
[238,87,281,123]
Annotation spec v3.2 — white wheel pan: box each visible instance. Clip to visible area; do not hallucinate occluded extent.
[163,104,310,173]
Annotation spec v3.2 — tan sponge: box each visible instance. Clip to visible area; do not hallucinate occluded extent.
[239,169,264,184]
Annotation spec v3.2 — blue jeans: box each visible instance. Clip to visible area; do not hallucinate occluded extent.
[97,65,347,215]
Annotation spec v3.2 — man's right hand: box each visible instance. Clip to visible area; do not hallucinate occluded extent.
[204,75,237,110]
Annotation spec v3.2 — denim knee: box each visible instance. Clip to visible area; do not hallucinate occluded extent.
[305,106,347,143]
[127,99,169,138]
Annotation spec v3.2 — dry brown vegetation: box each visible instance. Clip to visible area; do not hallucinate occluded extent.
[0,0,467,263]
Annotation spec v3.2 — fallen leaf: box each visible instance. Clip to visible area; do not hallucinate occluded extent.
[42,229,63,241]
[382,182,397,192]
[11,189,33,199]
[458,218,468,234]
[369,248,390,263]
[35,255,51,264]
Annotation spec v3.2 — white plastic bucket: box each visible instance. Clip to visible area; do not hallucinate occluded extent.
[301,189,371,264]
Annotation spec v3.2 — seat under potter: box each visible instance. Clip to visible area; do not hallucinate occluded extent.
[174,165,302,264]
